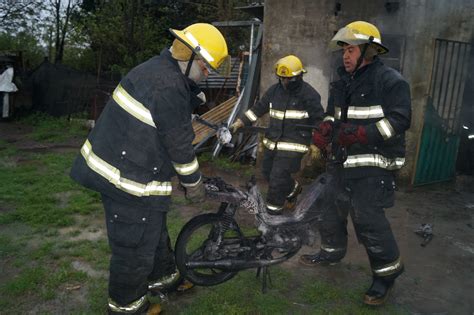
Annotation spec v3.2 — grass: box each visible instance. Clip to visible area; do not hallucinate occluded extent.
[167,267,407,315]
[198,152,255,177]
[20,112,90,143]
[0,116,106,313]
[0,151,101,226]
[180,267,294,314]
[0,116,408,314]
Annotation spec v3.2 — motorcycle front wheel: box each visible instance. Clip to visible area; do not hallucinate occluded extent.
[175,213,244,286]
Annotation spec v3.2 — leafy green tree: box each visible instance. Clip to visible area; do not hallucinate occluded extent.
[76,0,251,77]
[77,1,170,77]
[0,32,45,69]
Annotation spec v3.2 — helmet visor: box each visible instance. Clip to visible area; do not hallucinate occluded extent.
[329,27,371,50]
[213,54,231,77]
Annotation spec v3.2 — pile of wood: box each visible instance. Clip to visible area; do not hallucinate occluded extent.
[192,96,237,145]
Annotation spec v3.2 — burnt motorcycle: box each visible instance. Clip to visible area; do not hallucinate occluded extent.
[177,117,348,290]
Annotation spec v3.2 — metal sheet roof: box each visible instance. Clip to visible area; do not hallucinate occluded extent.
[198,57,240,89]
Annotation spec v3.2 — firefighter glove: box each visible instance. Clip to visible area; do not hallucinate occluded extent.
[229,119,244,133]
[312,121,333,150]
[337,123,368,147]
[184,180,206,203]
[309,144,320,160]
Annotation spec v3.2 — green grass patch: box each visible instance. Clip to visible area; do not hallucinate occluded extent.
[0,151,101,227]
[58,239,110,271]
[294,277,405,315]
[199,152,255,177]
[167,208,187,244]
[0,139,18,155]
[0,261,88,311]
[19,112,89,143]
[41,262,88,300]
[0,235,23,258]
[171,195,188,205]
[29,241,56,260]
[2,265,47,297]
[174,268,293,314]
[78,277,108,315]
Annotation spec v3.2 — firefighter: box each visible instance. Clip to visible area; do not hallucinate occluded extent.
[70,23,229,314]
[231,55,324,215]
[299,21,411,306]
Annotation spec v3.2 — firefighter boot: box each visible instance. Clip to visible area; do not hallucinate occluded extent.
[299,251,341,266]
[363,277,395,306]
[146,303,162,315]
[266,205,284,215]
[285,181,302,211]
[107,300,151,315]
[266,199,284,215]
[176,279,194,292]
[149,275,194,297]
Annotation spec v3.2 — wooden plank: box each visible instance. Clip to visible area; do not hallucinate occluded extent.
[192,96,237,145]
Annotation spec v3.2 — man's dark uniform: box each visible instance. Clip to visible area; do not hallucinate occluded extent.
[240,79,324,213]
[319,57,411,281]
[70,48,202,313]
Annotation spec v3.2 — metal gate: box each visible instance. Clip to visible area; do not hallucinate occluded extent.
[414,39,471,185]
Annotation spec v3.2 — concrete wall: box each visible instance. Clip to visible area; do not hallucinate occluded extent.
[262,0,474,183]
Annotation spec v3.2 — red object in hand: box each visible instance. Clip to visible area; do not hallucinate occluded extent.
[318,121,333,136]
[312,121,333,149]
[337,123,368,147]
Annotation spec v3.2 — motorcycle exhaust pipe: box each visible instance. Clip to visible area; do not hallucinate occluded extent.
[185,248,300,270]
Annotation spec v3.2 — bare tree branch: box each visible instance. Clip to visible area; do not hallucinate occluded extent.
[0,0,41,29]
[56,0,73,62]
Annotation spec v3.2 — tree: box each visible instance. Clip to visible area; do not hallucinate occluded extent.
[78,0,176,77]
[76,0,250,78]
[0,0,44,33]
[0,32,45,69]
[48,0,79,63]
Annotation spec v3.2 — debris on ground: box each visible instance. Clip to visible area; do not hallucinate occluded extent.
[414,223,434,247]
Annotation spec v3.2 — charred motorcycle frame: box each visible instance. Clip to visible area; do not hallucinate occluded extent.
[175,132,347,291]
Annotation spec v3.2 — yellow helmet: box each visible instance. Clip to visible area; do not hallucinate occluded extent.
[170,23,230,76]
[329,21,389,55]
[274,55,307,77]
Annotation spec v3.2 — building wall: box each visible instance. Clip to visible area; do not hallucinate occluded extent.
[262,0,474,183]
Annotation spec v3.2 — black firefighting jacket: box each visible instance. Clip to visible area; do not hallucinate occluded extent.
[241,79,324,157]
[70,48,202,209]
[326,57,412,178]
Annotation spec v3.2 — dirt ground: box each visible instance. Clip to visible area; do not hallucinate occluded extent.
[1,121,473,314]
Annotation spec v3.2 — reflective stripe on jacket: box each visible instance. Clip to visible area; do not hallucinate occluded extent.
[70,49,201,207]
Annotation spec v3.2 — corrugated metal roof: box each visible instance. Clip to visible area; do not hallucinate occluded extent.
[192,96,237,145]
[198,57,241,89]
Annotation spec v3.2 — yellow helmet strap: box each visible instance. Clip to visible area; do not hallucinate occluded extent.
[364,45,378,60]
[354,36,374,73]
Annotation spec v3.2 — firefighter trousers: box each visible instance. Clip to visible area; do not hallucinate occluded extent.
[102,194,176,313]
[262,148,303,211]
[318,174,404,280]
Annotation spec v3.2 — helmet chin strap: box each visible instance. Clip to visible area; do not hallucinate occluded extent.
[354,36,374,73]
[185,52,196,77]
